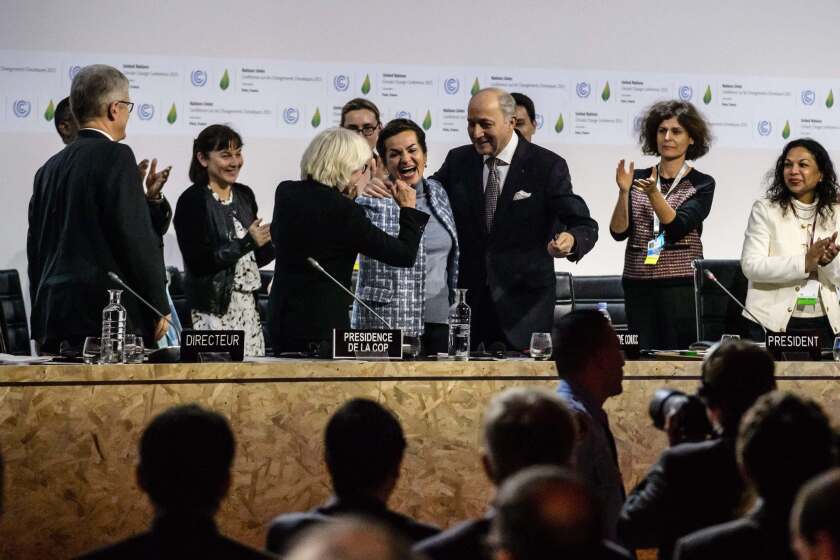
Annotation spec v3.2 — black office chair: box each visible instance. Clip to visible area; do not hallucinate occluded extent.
[166,267,193,330]
[570,275,627,330]
[0,269,31,355]
[553,271,574,328]
[693,259,753,342]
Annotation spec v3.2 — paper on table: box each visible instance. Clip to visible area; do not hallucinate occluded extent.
[0,353,52,364]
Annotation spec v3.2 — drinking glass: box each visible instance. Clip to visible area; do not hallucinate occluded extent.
[124,335,145,364]
[402,337,422,360]
[82,337,100,364]
[529,333,553,360]
[720,334,741,345]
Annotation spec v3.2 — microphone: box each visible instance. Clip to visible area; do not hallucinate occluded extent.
[306,257,393,330]
[703,270,767,335]
[108,271,181,338]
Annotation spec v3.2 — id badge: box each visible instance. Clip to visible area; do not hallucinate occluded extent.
[796,279,820,307]
[644,233,665,265]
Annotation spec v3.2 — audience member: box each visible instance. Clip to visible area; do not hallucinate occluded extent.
[285,517,418,560]
[791,468,840,560]
[554,310,625,540]
[673,392,838,560]
[266,398,439,555]
[619,340,777,559]
[77,404,271,559]
[341,97,388,185]
[511,92,537,142]
[54,96,79,144]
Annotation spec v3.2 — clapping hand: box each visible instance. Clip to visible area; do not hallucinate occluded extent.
[248,218,271,247]
[819,232,840,266]
[633,167,659,196]
[615,159,635,193]
[139,158,172,200]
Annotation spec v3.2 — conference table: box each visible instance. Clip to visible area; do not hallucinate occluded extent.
[0,359,838,558]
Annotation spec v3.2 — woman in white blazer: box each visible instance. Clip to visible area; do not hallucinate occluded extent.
[741,138,840,346]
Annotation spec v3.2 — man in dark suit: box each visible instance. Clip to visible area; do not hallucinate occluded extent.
[28,64,170,353]
[266,398,439,555]
[619,341,777,560]
[432,88,597,351]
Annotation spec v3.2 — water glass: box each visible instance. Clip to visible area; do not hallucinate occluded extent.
[833,336,840,362]
[82,337,100,364]
[720,334,741,345]
[530,332,553,360]
[402,336,422,360]
[124,335,145,364]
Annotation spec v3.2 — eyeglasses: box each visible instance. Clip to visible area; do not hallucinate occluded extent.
[344,124,380,137]
[116,100,134,113]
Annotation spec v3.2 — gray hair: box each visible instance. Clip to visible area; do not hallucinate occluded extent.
[477,87,516,119]
[300,127,371,191]
[70,64,129,124]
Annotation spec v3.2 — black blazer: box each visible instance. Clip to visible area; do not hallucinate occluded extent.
[269,179,429,353]
[27,129,169,347]
[431,134,598,349]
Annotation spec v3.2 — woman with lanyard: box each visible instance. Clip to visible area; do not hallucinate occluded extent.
[741,138,840,346]
[610,100,714,350]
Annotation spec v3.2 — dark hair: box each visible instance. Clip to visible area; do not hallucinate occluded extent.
[639,100,711,160]
[138,404,235,512]
[376,119,427,160]
[794,468,840,547]
[490,466,602,560]
[698,340,775,435]
[553,310,613,377]
[765,138,839,222]
[324,399,406,497]
[54,97,75,130]
[511,92,536,123]
[738,392,837,505]
[483,388,577,484]
[340,98,381,126]
[188,124,244,185]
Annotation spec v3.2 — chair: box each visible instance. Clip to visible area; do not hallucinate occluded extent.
[693,259,752,342]
[553,271,574,327]
[166,267,193,330]
[0,269,31,355]
[570,275,627,330]
[257,270,273,355]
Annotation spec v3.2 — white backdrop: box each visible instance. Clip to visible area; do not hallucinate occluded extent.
[3,0,840,319]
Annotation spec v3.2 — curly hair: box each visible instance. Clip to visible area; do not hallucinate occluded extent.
[765,138,838,222]
[639,100,711,161]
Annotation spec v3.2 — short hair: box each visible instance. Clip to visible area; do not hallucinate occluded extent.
[737,392,836,504]
[138,404,235,512]
[341,98,381,126]
[376,119,427,159]
[792,468,840,548]
[474,87,516,120]
[698,340,776,434]
[324,399,406,497]
[300,127,371,191]
[490,466,603,560]
[639,100,711,160]
[511,92,536,123]
[286,517,418,560]
[70,64,129,124]
[482,388,577,483]
[188,124,244,185]
[54,96,75,130]
[553,310,614,377]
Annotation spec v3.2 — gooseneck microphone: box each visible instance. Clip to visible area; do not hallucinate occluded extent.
[306,257,393,330]
[703,270,767,335]
[108,271,182,338]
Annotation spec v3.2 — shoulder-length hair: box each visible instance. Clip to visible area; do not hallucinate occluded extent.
[639,100,711,161]
[188,124,244,185]
[300,127,371,192]
[766,138,838,221]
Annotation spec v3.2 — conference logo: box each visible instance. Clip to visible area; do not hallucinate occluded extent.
[554,114,564,134]
[782,120,791,139]
[601,81,611,102]
[757,120,772,136]
[361,74,371,95]
[333,75,350,92]
[68,65,82,80]
[535,114,544,130]
[166,103,177,125]
[444,78,460,95]
[678,85,693,102]
[422,110,432,131]
[395,110,412,120]
[703,85,712,105]
[190,70,208,87]
[311,107,321,128]
[219,69,230,91]
[13,99,31,118]
[576,82,591,98]
[471,78,480,96]
[44,99,55,121]
[633,114,644,132]
[801,90,816,106]
[138,103,155,121]
[283,107,300,125]
[827,90,834,109]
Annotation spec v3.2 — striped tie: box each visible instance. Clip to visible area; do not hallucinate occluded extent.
[484,157,501,232]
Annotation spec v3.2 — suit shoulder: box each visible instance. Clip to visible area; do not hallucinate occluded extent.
[215,534,275,559]
[676,517,753,555]
[527,141,567,164]
[662,438,728,468]
[415,517,488,554]
[75,532,151,559]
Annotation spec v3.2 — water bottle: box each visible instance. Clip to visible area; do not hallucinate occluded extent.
[448,289,471,361]
[597,302,612,324]
[100,289,127,364]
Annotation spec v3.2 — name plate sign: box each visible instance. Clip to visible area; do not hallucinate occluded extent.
[333,329,403,360]
[181,329,245,362]
[766,330,821,361]
[616,331,641,360]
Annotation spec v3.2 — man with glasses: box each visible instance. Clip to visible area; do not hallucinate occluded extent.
[341,98,389,189]
[28,64,171,355]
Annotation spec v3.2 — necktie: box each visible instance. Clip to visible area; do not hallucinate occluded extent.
[484,157,501,232]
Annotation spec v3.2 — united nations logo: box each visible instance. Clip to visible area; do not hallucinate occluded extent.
[444,78,460,95]
[395,110,412,119]
[679,86,693,101]
[190,70,208,87]
[757,120,772,136]
[535,114,544,130]
[13,99,31,118]
[801,90,816,106]
[333,75,350,92]
[68,65,82,80]
[138,103,155,121]
[283,107,300,125]
[576,82,591,98]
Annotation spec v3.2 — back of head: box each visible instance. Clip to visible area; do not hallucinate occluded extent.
[286,517,417,560]
[554,310,612,377]
[483,388,577,484]
[325,398,406,498]
[792,468,840,551]
[300,127,371,190]
[699,341,776,434]
[738,392,837,505]
[491,465,603,560]
[70,64,128,125]
[54,96,78,143]
[138,404,235,513]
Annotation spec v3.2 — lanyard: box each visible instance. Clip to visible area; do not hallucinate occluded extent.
[652,161,690,235]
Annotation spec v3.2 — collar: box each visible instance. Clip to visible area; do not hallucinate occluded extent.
[151,511,219,537]
[557,377,605,417]
[79,127,115,142]
[484,131,518,166]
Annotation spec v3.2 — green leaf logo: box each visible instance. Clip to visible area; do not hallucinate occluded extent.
[361,74,371,95]
[471,78,480,96]
[166,103,177,125]
[44,99,55,121]
[782,120,791,139]
[311,107,321,128]
[554,114,564,133]
[827,89,835,109]
[703,85,712,105]
[601,81,611,102]
[219,69,230,91]
[422,110,432,131]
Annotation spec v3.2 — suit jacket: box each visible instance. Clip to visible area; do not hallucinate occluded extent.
[269,179,429,353]
[431,134,598,349]
[352,177,459,335]
[619,437,745,560]
[27,129,169,346]
[266,495,440,555]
